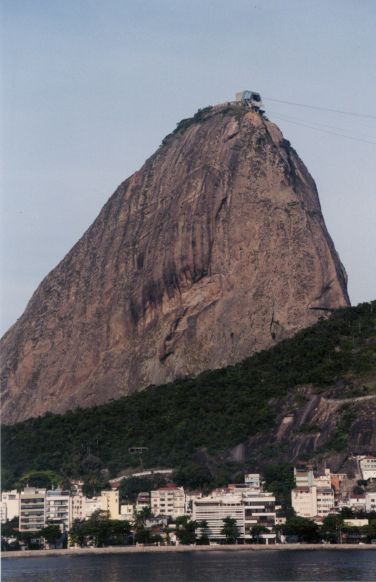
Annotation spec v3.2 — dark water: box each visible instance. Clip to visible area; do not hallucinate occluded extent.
[2,550,376,581]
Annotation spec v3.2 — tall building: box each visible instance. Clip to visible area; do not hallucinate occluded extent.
[46,489,71,532]
[101,490,121,519]
[243,491,276,543]
[19,488,46,532]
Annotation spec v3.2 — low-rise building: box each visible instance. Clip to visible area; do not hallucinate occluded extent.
[136,492,150,512]
[348,493,366,511]
[19,488,46,532]
[85,497,103,518]
[1,490,20,523]
[120,504,134,522]
[360,457,376,480]
[151,484,185,519]
[366,492,376,513]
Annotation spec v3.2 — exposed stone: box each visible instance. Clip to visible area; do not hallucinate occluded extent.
[0,103,349,423]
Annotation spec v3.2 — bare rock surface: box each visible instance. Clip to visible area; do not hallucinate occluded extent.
[1,103,350,423]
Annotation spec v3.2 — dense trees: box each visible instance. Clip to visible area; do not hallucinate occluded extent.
[69,510,131,547]
[2,302,375,490]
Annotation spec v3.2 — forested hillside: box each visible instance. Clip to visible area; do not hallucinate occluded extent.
[2,302,375,491]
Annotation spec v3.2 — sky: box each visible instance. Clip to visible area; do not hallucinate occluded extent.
[1,0,375,335]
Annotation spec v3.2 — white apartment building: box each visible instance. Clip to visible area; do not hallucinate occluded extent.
[193,494,244,540]
[151,485,185,519]
[244,474,261,490]
[291,487,317,518]
[85,496,103,518]
[185,493,202,515]
[1,490,20,523]
[366,492,376,513]
[19,488,46,532]
[316,488,335,517]
[243,491,276,543]
[360,457,376,480]
[46,489,71,532]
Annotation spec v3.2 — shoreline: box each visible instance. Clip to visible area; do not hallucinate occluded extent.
[3,543,376,559]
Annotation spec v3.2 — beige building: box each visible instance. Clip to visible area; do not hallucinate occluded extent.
[1,490,20,523]
[70,494,87,522]
[151,485,185,519]
[120,504,135,522]
[291,487,317,518]
[101,490,120,519]
[19,488,46,532]
[313,469,332,488]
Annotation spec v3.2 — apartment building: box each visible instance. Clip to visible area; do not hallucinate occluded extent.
[316,488,335,517]
[193,494,244,540]
[360,457,376,480]
[1,490,20,523]
[151,484,185,519]
[291,486,317,518]
[19,488,46,532]
[101,490,121,519]
[294,466,314,488]
[70,494,86,522]
[366,493,376,513]
[243,491,276,543]
[46,489,71,532]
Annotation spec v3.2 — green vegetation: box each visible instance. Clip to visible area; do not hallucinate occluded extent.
[161,106,214,145]
[221,516,240,543]
[2,302,375,490]
[69,510,131,547]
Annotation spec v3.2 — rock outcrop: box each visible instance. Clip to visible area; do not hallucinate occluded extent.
[1,102,350,423]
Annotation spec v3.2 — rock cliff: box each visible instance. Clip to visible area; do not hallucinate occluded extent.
[1,102,350,423]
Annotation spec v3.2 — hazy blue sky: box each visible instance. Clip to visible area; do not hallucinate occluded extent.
[1,0,375,334]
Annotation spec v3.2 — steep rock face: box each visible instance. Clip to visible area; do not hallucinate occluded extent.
[1,103,350,423]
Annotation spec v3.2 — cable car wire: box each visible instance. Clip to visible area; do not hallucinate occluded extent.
[264,97,376,120]
[270,113,376,145]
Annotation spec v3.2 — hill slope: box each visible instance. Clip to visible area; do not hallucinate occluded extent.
[2,301,375,490]
[1,102,349,423]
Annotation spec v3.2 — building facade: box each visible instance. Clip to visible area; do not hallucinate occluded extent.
[46,489,71,532]
[19,488,46,532]
[151,485,185,519]
[1,490,20,523]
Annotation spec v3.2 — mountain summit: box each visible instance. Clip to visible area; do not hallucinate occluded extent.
[1,101,349,423]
